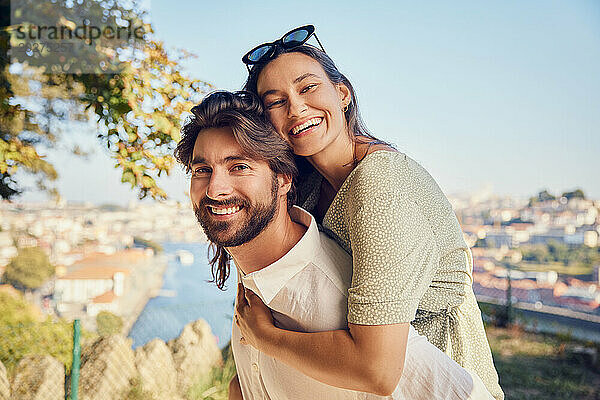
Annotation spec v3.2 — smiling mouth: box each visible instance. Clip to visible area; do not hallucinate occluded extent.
[208,205,242,215]
[289,117,323,136]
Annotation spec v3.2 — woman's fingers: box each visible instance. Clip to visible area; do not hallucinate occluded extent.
[245,289,264,308]
[235,283,247,325]
[237,282,247,308]
[237,282,244,304]
[244,285,253,306]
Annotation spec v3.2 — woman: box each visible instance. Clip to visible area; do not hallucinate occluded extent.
[235,25,503,400]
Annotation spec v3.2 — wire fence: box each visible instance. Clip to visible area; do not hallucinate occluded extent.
[128,301,235,350]
[0,313,234,400]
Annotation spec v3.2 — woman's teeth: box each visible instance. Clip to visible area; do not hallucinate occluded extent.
[290,117,322,136]
[210,206,241,215]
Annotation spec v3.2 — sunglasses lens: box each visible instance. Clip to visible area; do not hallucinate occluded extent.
[243,26,318,66]
[282,29,310,47]
[247,45,273,63]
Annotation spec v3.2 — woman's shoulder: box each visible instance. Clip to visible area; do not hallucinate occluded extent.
[356,149,432,174]
[347,150,437,197]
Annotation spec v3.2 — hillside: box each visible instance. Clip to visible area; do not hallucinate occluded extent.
[487,325,600,399]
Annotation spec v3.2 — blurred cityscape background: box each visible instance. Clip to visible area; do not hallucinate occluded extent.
[1,0,599,399]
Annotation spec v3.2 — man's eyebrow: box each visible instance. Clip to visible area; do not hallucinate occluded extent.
[260,73,320,99]
[190,156,206,166]
[224,155,254,163]
[190,154,254,166]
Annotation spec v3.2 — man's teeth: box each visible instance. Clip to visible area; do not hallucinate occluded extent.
[210,206,241,215]
[291,117,322,135]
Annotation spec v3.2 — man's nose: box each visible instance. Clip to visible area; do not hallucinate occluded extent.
[206,170,233,199]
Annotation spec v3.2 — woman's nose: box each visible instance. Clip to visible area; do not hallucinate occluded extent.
[287,93,308,118]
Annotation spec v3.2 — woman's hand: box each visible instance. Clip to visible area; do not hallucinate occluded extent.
[228,374,243,400]
[235,283,276,351]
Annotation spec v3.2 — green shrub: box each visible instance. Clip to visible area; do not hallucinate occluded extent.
[0,291,94,376]
[133,237,163,253]
[96,311,124,337]
[4,247,54,291]
[122,376,157,400]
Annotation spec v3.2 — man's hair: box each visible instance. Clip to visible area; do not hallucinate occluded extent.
[174,90,298,290]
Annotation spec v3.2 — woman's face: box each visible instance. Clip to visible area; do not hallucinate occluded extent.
[256,52,351,157]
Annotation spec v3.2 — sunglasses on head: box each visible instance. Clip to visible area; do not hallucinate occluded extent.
[242,25,325,72]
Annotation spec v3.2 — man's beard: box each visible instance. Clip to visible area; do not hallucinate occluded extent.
[193,175,279,247]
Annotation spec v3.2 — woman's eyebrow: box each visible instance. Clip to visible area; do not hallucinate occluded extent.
[261,89,278,100]
[260,73,321,100]
[293,73,319,84]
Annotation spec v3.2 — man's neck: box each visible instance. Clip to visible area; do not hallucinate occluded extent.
[227,206,306,275]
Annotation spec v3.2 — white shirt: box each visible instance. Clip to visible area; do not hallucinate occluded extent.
[232,206,493,400]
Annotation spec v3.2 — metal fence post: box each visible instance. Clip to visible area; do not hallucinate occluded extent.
[506,264,513,326]
[70,319,81,400]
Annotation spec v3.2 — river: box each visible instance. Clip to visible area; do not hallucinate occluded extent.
[128,242,236,349]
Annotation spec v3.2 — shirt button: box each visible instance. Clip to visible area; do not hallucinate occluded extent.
[252,363,259,372]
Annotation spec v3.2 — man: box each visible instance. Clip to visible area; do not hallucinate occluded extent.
[175,91,493,399]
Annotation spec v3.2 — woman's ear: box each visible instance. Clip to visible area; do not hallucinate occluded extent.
[336,83,352,109]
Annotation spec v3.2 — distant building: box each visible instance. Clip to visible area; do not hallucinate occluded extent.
[484,231,514,248]
[86,290,119,317]
[16,234,38,248]
[0,232,17,266]
[584,230,598,247]
[53,265,129,316]
[536,270,558,285]
[528,232,566,245]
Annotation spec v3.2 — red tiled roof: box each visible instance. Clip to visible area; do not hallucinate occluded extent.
[92,290,117,303]
[566,277,593,288]
[59,265,129,280]
[78,249,148,265]
[508,223,534,231]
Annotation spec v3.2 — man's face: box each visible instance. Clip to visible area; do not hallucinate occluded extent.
[189,127,280,247]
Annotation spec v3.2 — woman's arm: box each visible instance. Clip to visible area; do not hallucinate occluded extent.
[228,374,243,400]
[236,286,409,396]
[235,156,441,396]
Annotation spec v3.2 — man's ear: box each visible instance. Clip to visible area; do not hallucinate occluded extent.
[277,173,293,197]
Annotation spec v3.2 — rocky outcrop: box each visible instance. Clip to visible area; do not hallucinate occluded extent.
[10,355,64,400]
[168,319,223,394]
[77,335,137,400]
[134,338,182,400]
[3,318,222,399]
[0,360,10,400]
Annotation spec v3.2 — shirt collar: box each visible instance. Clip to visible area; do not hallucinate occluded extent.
[240,206,320,305]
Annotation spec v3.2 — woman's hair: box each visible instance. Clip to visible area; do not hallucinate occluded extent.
[174,90,298,290]
[243,44,392,202]
[243,44,389,149]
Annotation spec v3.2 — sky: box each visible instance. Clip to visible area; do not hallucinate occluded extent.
[19,0,600,205]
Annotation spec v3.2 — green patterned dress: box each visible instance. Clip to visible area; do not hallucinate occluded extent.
[296,151,504,400]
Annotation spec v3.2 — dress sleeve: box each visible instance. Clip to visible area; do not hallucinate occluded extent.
[346,155,440,325]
